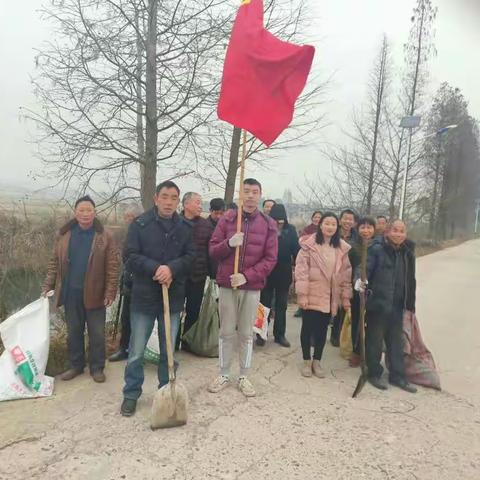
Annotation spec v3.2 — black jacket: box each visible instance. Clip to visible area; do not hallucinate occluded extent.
[182,214,214,283]
[363,238,416,315]
[124,208,195,313]
[267,224,300,288]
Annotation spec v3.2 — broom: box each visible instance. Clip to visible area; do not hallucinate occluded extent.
[150,283,189,429]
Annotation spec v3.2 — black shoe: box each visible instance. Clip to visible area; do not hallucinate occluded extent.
[256,334,266,347]
[274,337,291,348]
[330,337,340,347]
[109,349,128,362]
[59,368,84,381]
[92,370,106,383]
[389,379,417,393]
[368,376,388,391]
[121,398,137,417]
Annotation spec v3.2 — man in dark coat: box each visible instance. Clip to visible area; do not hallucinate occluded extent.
[259,204,300,347]
[109,205,143,362]
[120,181,195,417]
[360,219,417,393]
[179,192,215,350]
[331,208,359,346]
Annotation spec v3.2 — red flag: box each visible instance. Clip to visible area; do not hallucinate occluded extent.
[217,0,315,146]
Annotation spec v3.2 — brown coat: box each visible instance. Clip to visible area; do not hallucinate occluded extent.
[295,234,352,314]
[43,218,120,309]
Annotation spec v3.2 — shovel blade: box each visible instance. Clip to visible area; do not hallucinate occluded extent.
[150,382,189,430]
[352,374,367,398]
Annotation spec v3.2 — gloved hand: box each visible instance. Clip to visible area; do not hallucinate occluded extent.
[230,273,247,288]
[354,279,368,292]
[228,232,244,248]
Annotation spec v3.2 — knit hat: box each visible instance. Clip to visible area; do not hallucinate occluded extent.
[270,204,288,222]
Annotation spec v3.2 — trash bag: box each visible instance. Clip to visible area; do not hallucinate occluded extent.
[253,303,270,341]
[403,311,441,390]
[0,297,55,401]
[182,279,220,357]
[144,320,161,364]
[339,310,353,360]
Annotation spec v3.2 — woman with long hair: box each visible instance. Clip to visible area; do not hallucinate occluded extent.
[295,212,352,378]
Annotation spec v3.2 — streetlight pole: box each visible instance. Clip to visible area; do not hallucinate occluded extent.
[398,120,458,220]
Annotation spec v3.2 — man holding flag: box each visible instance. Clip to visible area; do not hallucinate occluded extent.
[208,178,278,397]
[209,0,315,396]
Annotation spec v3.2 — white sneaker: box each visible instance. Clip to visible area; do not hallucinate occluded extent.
[237,376,256,397]
[207,375,230,393]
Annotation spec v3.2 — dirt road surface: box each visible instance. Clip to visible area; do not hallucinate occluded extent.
[1,240,479,479]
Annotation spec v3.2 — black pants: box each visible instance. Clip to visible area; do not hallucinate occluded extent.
[350,292,361,354]
[301,310,331,361]
[260,281,290,339]
[177,278,206,349]
[64,288,106,373]
[366,307,405,382]
[119,293,131,352]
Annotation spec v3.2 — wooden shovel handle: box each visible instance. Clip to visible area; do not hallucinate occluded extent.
[161,283,175,382]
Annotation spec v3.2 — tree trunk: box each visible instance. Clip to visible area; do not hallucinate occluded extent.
[224,126,242,203]
[366,36,388,214]
[142,0,158,210]
[135,8,146,207]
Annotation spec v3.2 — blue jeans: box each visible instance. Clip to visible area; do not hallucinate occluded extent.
[123,308,181,400]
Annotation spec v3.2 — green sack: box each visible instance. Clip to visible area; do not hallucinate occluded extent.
[182,279,219,357]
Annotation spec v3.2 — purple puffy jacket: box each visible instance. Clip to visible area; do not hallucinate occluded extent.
[209,209,278,291]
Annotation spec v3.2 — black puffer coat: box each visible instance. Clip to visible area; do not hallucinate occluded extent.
[125,208,195,313]
[364,238,416,314]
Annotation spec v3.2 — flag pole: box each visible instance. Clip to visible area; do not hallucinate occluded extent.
[233,129,247,284]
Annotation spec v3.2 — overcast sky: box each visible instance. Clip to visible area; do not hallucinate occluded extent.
[0,0,479,200]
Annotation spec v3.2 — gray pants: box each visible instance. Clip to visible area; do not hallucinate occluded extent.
[218,287,260,377]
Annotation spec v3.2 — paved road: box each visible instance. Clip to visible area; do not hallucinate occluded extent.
[1,240,480,479]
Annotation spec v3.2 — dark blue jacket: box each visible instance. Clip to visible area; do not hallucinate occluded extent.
[363,238,416,315]
[124,208,195,313]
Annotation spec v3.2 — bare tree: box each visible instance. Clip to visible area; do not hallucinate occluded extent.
[25,0,231,208]
[310,35,392,214]
[398,0,437,217]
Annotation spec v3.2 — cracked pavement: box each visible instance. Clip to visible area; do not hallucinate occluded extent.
[1,240,480,479]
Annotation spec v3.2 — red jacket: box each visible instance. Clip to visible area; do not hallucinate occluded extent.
[209,209,278,291]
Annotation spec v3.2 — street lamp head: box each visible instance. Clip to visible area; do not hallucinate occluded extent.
[436,124,458,136]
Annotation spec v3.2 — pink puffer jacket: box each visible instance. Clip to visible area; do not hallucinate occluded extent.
[295,234,352,314]
[209,209,278,291]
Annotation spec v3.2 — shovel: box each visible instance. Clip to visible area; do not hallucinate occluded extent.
[150,284,189,429]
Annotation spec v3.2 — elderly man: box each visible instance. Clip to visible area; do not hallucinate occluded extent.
[109,204,144,362]
[359,219,417,394]
[179,192,215,350]
[43,195,120,383]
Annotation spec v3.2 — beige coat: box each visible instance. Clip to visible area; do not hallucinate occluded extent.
[295,234,352,314]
